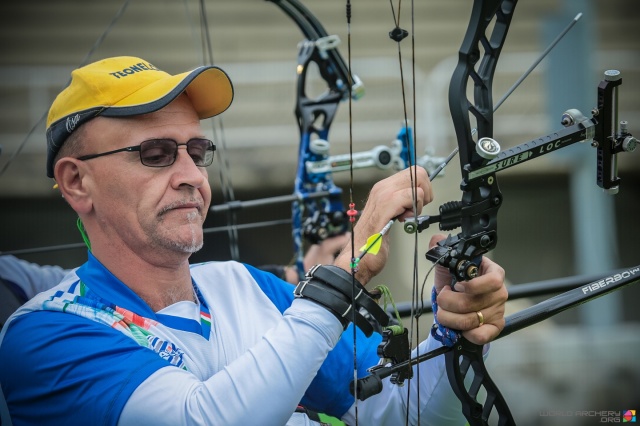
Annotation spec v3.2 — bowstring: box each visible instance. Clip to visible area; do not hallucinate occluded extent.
[344,1,361,421]
[409,1,421,423]
[388,0,421,423]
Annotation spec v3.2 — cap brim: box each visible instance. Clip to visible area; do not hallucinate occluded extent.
[100,65,234,119]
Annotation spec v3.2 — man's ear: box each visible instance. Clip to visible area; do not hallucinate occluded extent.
[54,158,93,214]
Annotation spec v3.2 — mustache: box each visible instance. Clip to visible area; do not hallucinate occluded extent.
[159,198,204,217]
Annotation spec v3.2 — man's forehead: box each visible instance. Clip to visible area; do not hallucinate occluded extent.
[90,95,202,134]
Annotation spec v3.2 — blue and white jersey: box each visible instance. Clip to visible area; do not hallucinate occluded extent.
[0,252,465,426]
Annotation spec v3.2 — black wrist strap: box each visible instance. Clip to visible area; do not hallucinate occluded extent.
[294,281,374,335]
[293,265,390,336]
[310,265,390,328]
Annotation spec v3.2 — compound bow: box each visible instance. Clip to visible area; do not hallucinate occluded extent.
[179,0,640,423]
[1,1,638,424]
[349,1,639,425]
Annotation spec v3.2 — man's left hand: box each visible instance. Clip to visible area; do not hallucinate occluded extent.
[430,234,508,345]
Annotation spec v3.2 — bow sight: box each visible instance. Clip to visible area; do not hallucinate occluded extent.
[405,69,637,283]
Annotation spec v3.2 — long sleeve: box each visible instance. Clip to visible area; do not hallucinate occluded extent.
[118,299,344,425]
[0,255,69,299]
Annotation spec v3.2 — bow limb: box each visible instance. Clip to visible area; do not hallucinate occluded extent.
[445,337,514,425]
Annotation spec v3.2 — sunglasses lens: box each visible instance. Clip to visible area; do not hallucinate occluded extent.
[187,139,215,166]
[140,139,177,167]
[138,139,214,167]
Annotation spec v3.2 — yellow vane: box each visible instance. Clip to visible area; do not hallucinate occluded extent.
[359,233,383,256]
[358,219,394,257]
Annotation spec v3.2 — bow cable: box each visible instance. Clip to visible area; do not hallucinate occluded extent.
[344,1,363,421]
[197,0,241,261]
[0,0,133,178]
[387,0,423,423]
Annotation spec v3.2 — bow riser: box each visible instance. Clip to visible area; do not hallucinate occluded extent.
[432,1,520,424]
[427,0,517,284]
[292,42,349,273]
[450,0,517,173]
[268,0,357,276]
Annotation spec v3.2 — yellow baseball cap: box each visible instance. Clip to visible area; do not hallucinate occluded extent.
[45,56,234,177]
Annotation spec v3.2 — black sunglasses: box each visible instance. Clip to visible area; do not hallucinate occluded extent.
[77,138,216,168]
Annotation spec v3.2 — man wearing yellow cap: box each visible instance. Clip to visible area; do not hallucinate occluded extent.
[0,56,508,425]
